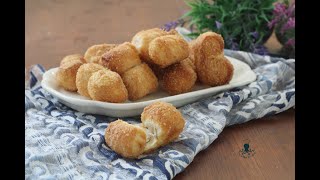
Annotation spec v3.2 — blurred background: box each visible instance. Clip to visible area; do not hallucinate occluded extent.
[26,0,188,69]
[26,0,294,69]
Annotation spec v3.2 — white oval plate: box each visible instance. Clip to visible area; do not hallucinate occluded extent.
[41,56,256,117]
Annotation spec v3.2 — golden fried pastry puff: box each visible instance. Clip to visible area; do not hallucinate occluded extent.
[56,57,84,91]
[190,31,224,63]
[60,54,85,66]
[162,58,197,95]
[197,54,234,86]
[100,42,141,75]
[105,120,147,158]
[84,44,117,64]
[131,28,168,62]
[87,69,128,102]
[121,63,158,101]
[141,102,185,152]
[76,63,105,98]
[148,34,189,68]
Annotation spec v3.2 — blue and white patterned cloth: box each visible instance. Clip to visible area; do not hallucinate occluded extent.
[25,30,295,179]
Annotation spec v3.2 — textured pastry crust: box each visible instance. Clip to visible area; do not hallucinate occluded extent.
[148,35,189,68]
[190,32,224,63]
[56,57,84,91]
[141,102,185,152]
[131,28,168,62]
[60,54,85,66]
[105,120,147,158]
[84,44,117,64]
[197,54,234,86]
[162,58,197,95]
[121,63,158,101]
[76,63,105,98]
[190,32,233,86]
[100,42,141,75]
[87,69,128,102]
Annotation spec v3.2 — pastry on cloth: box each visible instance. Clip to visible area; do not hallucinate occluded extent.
[105,101,185,158]
[162,58,197,95]
[141,101,185,152]
[131,28,168,62]
[76,63,105,98]
[121,63,158,101]
[56,55,84,91]
[190,32,234,86]
[100,42,141,75]
[148,34,189,68]
[84,44,117,64]
[87,69,128,103]
[105,120,147,158]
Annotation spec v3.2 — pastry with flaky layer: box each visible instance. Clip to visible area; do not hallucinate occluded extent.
[56,55,84,91]
[87,69,128,103]
[141,101,185,152]
[131,28,168,62]
[84,44,117,64]
[198,54,234,86]
[105,120,146,158]
[162,58,197,95]
[190,32,233,86]
[100,42,141,75]
[76,63,105,98]
[148,34,189,68]
[121,63,158,101]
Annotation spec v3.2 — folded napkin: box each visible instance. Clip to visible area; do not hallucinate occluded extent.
[25,28,295,180]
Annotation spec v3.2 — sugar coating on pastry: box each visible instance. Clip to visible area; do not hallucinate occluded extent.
[121,63,158,101]
[141,102,185,152]
[76,63,105,98]
[84,44,117,64]
[87,69,128,102]
[100,42,141,75]
[190,31,224,62]
[105,120,147,158]
[162,58,197,95]
[197,54,234,86]
[148,34,189,68]
[60,54,85,66]
[56,58,84,91]
[131,28,168,62]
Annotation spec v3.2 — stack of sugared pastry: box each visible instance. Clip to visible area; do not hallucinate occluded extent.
[55,27,234,103]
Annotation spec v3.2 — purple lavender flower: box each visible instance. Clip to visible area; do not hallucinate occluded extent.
[286,3,295,17]
[273,3,287,16]
[268,19,276,29]
[162,21,179,31]
[281,17,295,34]
[215,21,222,29]
[249,31,259,39]
[162,19,185,31]
[285,38,295,47]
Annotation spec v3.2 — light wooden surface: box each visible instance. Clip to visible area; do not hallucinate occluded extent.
[25,1,294,179]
